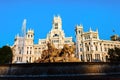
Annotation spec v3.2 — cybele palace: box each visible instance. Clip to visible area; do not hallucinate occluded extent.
[12,15,120,63]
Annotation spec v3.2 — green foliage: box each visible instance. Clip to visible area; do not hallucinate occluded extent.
[0,46,13,64]
[110,35,120,41]
[108,47,120,62]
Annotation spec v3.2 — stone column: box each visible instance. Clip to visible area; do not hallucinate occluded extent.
[83,42,87,62]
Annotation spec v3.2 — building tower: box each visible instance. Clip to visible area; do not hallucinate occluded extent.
[26,29,34,44]
[25,29,34,63]
[52,15,62,30]
[75,24,84,61]
[46,15,64,49]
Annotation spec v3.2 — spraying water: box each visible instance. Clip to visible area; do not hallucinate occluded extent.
[21,19,26,62]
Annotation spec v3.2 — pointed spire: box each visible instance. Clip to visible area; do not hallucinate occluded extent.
[79,24,83,28]
[96,28,98,33]
[57,14,60,17]
[16,33,19,38]
[89,27,92,32]
[76,24,78,27]
[80,24,82,26]
[96,28,99,39]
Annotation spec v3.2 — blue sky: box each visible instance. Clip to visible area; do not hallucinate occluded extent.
[0,0,120,47]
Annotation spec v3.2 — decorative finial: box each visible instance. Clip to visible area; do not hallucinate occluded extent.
[89,27,92,32]
[57,14,60,17]
[16,33,19,38]
[79,24,83,28]
[96,28,98,33]
[76,24,78,27]
[80,24,82,26]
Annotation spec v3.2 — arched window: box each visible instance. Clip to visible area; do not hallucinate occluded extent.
[30,51,32,54]
[95,54,100,61]
[80,48,82,51]
[86,46,89,51]
[81,55,83,61]
[19,50,21,54]
[55,23,58,26]
[31,35,33,38]
[106,56,108,62]
[101,47,102,51]
[96,46,98,51]
[79,30,81,34]
[27,51,28,54]
[29,57,31,62]
[28,35,30,38]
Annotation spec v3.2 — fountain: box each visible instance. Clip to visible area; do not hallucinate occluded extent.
[0,62,120,80]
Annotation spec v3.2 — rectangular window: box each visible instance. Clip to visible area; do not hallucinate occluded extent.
[80,48,82,51]
[19,57,21,61]
[34,57,36,61]
[79,30,81,34]
[17,57,18,61]
[95,54,100,61]
[55,23,58,29]
[81,55,83,61]
[27,51,28,54]
[65,40,70,43]
[105,48,107,51]
[86,54,92,62]
[80,44,82,46]
[29,57,31,62]
[19,50,21,54]
[96,46,98,51]
[101,47,102,51]
[20,57,21,62]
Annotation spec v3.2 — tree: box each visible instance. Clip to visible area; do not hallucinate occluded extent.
[110,34,120,41]
[0,46,13,64]
[108,47,120,62]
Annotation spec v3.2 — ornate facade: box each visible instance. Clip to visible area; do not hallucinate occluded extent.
[75,25,120,62]
[12,15,74,63]
[12,15,120,63]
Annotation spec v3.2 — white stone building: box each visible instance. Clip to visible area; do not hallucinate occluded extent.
[12,15,74,63]
[75,24,120,62]
[12,15,120,63]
